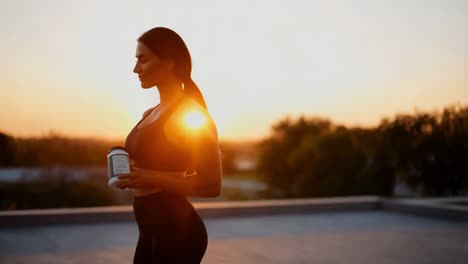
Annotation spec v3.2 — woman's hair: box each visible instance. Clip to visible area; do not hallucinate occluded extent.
[138,27,207,109]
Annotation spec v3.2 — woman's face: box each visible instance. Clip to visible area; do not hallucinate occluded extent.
[133,41,173,88]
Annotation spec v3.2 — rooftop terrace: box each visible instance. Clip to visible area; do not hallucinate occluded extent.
[1,196,467,264]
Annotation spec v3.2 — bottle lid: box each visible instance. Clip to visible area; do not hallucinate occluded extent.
[108,146,128,154]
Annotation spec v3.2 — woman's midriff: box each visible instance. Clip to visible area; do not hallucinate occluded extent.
[133,187,163,196]
[132,170,187,196]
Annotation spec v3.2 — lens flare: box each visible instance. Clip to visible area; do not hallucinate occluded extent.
[183,110,206,129]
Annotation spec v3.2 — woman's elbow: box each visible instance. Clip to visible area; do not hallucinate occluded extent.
[195,162,222,197]
[201,179,221,197]
[211,179,222,197]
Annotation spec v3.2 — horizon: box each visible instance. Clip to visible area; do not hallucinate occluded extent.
[1,102,464,143]
[1,0,467,141]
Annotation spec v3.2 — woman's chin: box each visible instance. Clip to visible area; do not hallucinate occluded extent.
[140,82,153,89]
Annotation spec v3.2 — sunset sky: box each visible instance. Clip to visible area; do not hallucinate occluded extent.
[1,0,467,141]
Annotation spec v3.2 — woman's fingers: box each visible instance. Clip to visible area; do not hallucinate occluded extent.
[115,169,149,188]
[117,172,137,180]
[118,180,135,189]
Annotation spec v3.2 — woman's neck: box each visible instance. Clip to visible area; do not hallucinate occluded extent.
[157,78,184,109]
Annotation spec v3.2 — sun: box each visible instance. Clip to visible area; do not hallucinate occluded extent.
[183,110,206,129]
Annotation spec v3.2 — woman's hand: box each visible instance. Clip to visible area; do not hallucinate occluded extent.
[116,167,156,189]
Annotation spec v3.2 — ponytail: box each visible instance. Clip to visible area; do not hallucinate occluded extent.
[183,77,207,110]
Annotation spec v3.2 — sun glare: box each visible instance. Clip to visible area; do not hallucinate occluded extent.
[183,110,206,129]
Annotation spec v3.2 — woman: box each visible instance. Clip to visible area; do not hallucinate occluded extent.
[117,27,222,263]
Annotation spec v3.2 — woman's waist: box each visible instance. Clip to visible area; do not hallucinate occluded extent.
[133,190,189,204]
[133,191,195,224]
[133,186,163,197]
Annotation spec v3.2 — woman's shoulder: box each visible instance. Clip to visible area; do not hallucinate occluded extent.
[164,96,218,145]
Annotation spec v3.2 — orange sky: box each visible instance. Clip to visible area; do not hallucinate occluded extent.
[1,0,467,141]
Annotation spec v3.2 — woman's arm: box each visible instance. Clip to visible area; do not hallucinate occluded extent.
[118,132,222,197]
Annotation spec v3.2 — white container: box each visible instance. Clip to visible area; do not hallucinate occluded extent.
[107,146,131,189]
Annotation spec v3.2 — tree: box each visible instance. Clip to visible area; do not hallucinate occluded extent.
[0,132,16,167]
[256,105,468,198]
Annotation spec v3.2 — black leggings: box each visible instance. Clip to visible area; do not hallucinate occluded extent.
[133,210,208,264]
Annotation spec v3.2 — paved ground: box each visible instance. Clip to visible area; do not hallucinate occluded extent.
[1,211,467,264]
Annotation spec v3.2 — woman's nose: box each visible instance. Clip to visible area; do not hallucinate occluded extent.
[133,63,139,74]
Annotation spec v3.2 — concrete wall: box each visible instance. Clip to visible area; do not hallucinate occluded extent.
[1,196,467,228]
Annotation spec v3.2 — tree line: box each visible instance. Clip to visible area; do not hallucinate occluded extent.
[0,133,240,209]
[0,132,239,174]
[0,133,121,167]
[256,105,468,198]
[1,104,467,203]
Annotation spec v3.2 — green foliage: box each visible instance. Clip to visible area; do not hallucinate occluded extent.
[377,106,468,196]
[4,134,123,167]
[0,132,16,167]
[0,179,117,210]
[0,132,241,174]
[256,117,333,198]
[0,133,250,209]
[257,105,468,198]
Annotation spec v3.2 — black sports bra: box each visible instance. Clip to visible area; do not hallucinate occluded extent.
[125,95,215,172]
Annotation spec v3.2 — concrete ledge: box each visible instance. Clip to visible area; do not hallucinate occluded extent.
[196,196,381,218]
[0,196,380,228]
[0,205,136,228]
[2,196,467,228]
[382,197,468,221]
